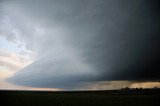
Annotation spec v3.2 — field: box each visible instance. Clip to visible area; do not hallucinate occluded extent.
[1,89,160,106]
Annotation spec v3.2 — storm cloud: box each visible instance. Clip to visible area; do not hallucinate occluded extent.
[0,0,159,88]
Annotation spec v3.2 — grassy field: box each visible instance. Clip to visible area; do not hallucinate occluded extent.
[0,89,160,106]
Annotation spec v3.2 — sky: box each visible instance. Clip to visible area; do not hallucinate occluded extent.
[0,0,160,90]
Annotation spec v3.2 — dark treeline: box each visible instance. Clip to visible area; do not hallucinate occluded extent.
[1,88,160,106]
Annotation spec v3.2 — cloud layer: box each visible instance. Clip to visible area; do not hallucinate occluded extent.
[0,0,159,89]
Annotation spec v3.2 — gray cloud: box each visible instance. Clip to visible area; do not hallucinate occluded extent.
[0,0,159,89]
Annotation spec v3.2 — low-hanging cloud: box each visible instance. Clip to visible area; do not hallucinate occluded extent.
[0,0,159,89]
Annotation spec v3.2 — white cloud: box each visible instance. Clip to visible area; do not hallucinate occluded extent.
[0,50,33,71]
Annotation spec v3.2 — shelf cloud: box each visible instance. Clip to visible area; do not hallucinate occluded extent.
[0,0,159,89]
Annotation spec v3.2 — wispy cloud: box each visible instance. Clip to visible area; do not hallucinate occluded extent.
[0,50,32,71]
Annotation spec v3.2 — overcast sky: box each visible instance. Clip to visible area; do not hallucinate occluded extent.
[0,0,160,90]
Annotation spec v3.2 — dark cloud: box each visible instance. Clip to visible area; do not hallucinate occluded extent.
[1,0,159,88]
